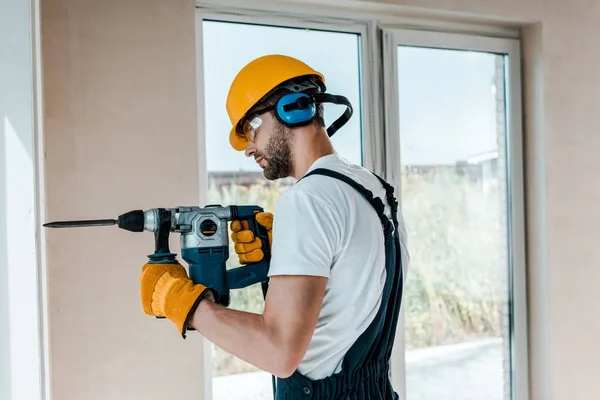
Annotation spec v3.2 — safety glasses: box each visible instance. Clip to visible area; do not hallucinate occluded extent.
[240,115,262,142]
[239,105,275,142]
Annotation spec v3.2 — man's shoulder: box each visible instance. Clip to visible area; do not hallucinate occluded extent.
[291,172,350,208]
[298,155,382,197]
[276,153,386,215]
[273,171,349,221]
[277,179,337,210]
[272,178,344,236]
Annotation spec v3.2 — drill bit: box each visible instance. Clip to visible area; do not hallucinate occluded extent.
[43,219,117,228]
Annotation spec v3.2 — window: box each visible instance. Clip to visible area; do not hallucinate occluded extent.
[196,7,527,400]
[383,29,527,399]
[199,16,365,400]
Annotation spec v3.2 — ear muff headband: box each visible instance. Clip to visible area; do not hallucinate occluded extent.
[275,92,353,137]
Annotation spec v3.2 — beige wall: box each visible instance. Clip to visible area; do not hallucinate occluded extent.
[40,0,600,399]
[41,0,206,399]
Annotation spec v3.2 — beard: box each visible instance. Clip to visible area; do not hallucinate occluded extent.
[256,121,295,180]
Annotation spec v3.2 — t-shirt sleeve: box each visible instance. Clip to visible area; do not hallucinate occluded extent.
[267,187,341,278]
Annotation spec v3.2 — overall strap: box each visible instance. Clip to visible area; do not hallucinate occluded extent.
[372,173,399,230]
[302,168,395,237]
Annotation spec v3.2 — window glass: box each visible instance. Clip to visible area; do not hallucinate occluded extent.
[201,20,363,399]
[396,46,511,400]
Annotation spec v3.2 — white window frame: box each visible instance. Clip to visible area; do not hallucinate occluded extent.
[1,0,47,399]
[382,28,529,400]
[194,3,528,400]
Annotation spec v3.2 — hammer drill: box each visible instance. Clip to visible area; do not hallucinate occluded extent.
[44,204,271,307]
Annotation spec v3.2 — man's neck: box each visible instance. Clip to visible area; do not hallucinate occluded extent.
[291,128,334,179]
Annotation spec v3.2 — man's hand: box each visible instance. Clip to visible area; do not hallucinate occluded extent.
[230,212,273,264]
[140,262,216,337]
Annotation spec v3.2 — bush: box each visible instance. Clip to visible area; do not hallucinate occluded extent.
[207,168,506,376]
[401,169,505,349]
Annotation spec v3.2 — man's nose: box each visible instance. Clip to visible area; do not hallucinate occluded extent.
[245,141,257,158]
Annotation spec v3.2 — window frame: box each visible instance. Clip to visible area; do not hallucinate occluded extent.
[382,27,529,400]
[194,4,528,400]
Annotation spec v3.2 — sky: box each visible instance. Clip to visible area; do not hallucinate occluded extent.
[201,20,502,172]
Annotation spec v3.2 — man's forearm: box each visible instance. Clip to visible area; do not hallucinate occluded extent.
[190,300,297,378]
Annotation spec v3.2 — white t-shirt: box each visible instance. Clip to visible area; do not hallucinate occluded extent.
[268,152,409,380]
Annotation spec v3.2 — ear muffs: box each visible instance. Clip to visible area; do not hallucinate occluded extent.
[275,92,316,128]
[275,92,353,137]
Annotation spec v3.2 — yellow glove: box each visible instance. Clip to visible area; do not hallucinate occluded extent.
[230,212,273,264]
[140,262,216,338]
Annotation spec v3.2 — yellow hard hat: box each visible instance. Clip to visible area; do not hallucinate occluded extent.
[226,54,325,151]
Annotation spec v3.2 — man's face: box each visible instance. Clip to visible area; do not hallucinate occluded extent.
[244,111,294,180]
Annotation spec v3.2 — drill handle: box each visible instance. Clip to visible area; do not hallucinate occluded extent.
[233,205,272,262]
[247,216,272,260]
[226,259,270,291]
[225,207,272,299]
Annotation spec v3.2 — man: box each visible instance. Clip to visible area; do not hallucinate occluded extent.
[139,54,409,399]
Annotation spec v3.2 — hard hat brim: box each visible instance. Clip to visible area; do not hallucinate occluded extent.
[229,126,248,152]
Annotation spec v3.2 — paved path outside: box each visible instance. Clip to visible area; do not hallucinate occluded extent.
[212,338,505,400]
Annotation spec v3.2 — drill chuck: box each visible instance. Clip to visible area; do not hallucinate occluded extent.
[117,210,146,232]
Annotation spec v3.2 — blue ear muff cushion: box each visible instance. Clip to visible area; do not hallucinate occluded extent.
[276,93,316,127]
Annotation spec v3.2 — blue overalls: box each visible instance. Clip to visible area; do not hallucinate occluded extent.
[275,168,404,400]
